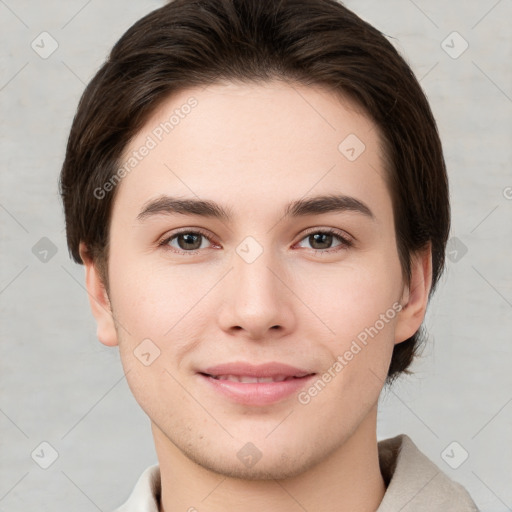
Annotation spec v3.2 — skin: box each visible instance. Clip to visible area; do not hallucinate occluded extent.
[81,81,431,512]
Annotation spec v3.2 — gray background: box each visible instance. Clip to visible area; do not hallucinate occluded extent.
[1,0,511,510]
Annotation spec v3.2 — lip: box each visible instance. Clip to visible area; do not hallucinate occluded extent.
[198,362,316,406]
[202,362,312,378]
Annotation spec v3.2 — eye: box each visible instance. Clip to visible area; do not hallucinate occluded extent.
[295,228,353,253]
[157,227,353,256]
[158,229,216,254]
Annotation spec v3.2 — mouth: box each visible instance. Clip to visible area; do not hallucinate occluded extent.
[197,362,316,406]
[203,374,310,383]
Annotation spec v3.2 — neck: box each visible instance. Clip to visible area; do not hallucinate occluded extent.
[153,407,386,512]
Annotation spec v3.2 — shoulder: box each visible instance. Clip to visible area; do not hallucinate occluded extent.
[377,434,479,512]
[112,464,161,512]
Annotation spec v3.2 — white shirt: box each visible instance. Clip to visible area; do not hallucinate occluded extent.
[113,434,479,511]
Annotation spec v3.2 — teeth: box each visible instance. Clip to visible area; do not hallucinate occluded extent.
[212,375,292,383]
[240,376,263,383]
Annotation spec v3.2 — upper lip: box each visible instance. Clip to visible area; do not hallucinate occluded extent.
[200,362,314,378]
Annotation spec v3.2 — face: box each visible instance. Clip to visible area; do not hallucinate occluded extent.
[85,81,428,480]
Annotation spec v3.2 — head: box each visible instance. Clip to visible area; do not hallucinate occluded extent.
[60,0,449,479]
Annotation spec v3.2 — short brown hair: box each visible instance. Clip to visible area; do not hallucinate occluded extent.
[59,0,450,384]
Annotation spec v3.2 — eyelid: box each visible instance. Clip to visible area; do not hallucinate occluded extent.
[294,226,354,252]
[298,226,354,244]
[157,227,218,251]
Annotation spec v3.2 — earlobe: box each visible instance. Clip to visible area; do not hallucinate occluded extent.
[394,244,433,344]
[79,242,119,347]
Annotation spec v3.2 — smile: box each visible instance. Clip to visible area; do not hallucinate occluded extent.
[207,374,308,383]
[197,362,316,406]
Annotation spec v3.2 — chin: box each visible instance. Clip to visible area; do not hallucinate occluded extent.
[186,445,317,481]
[170,426,339,482]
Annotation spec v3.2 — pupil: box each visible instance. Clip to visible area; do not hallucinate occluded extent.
[311,233,332,249]
[179,233,201,250]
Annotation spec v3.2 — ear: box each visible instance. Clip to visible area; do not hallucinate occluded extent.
[394,244,433,344]
[79,242,119,347]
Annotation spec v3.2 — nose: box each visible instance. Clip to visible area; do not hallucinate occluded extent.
[216,242,296,341]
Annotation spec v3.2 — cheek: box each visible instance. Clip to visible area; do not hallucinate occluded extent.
[300,301,398,432]
[108,257,215,375]
[108,255,197,333]
[301,257,402,337]
[120,351,192,429]
[303,260,402,398]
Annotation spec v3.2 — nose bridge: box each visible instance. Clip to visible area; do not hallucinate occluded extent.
[217,235,295,338]
[234,236,282,309]
[235,242,277,299]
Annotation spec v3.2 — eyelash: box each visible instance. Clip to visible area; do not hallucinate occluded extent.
[157,227,353,256]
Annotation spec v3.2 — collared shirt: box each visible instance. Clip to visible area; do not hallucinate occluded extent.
[113,434,479,511]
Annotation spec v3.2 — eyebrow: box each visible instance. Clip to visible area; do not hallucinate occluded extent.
[136,194,375,222]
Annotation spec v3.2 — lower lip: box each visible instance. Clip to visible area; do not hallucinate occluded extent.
[199,374,316,406]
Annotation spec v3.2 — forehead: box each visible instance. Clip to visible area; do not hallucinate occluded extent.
[114,80,391,222]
